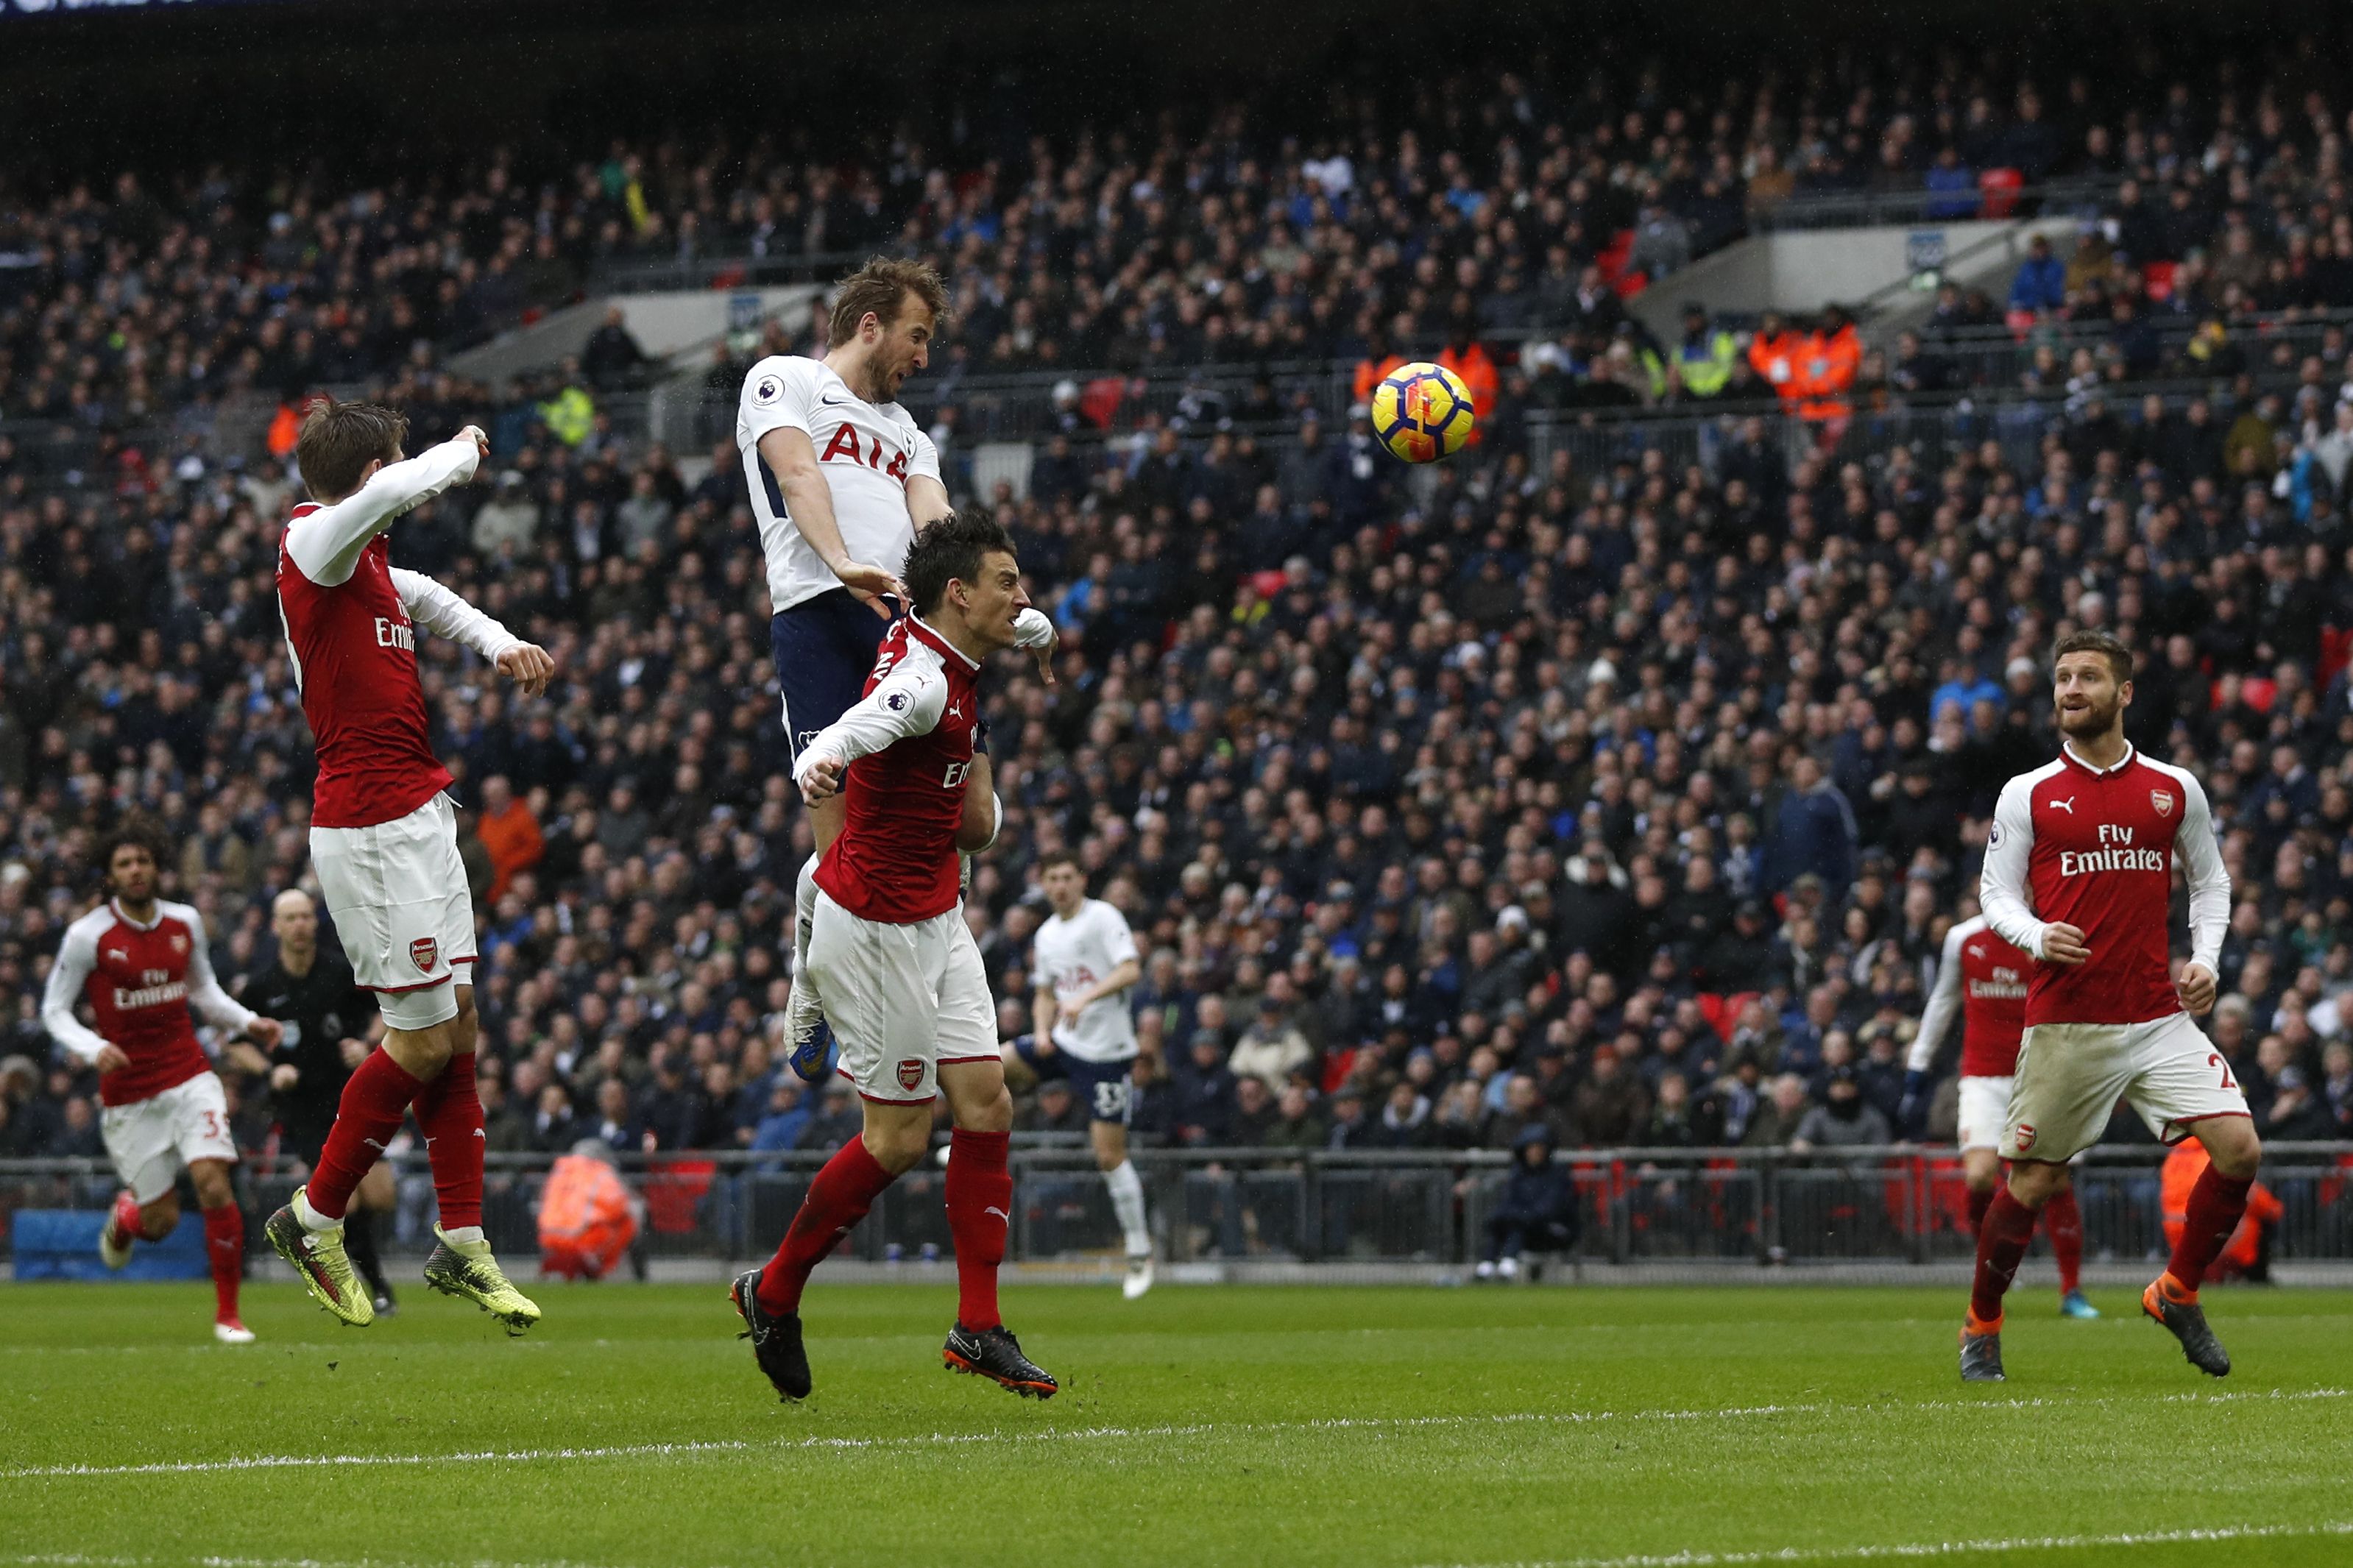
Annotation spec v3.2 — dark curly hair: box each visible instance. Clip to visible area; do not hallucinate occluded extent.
[97,816,169,885]
[903,512,1017,618]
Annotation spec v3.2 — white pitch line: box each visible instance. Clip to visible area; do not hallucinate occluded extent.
[3,1387,2341,1482]
[1415,1518,2353,1568]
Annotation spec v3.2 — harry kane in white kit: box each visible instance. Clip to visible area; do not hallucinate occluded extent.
[737,257,1052,1085]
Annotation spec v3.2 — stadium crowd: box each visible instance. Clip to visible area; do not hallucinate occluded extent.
[7,49,2353,450]
[10,53,2353,1207]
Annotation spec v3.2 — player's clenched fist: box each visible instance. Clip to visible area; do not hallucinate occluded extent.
[459,425,489,464]
[2176,961,2218,1016]
[799,756,844,803]
[2039,923,2090,965]
[497,643,556,695]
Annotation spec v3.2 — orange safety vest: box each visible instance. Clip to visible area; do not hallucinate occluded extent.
[538,1153,637,1280]
[1795,324,1861,422]
[1748,331,1802,409]
[1352,352,1409,405]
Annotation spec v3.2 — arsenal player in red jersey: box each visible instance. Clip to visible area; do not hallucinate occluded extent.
[262,399,553,1335]
[729,513,1057,1402]
[1903,895,2096,1319]
[41,822,283,1342]
[1960,630,2254,1382]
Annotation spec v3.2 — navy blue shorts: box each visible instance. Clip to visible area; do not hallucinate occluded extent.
[771,590,894,763]
[1036,1046,1139,1127]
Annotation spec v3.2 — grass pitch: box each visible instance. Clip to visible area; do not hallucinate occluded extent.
[3,1280,2349,1568]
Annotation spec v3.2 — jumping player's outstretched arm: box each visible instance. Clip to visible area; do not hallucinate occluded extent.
[285,430,486,586]
[38,920,110,1065]
[1907,920,1969,1074]
[1978,776,2051,960]
[390,569,554,695]
[791,660,946,801]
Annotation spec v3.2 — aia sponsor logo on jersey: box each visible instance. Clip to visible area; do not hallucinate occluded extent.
[2151,790,2173,817]
[897,1059,925,1091]
[409,937,439,973]
[818,422,910,483]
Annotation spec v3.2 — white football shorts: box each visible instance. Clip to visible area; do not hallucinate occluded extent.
[806,890,997,1104]
[311,792,475,1030]
[2002,1013,2249,1163]
[1956,1075,2013,1152]
[103,1071,236,1203]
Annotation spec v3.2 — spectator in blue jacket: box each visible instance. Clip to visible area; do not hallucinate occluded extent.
[1474,1124,1579,1280]
[2009,233,2067,313]
[1764,756,1861,898]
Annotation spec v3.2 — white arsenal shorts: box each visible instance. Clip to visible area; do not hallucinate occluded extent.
[1956,1075,2013,1152]
[805,889,997,1104]
[2002,1012,2250,1163]
[311,792,476,1031]
[103,1071,236,1204]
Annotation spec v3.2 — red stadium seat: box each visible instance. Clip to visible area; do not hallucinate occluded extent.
[1978,168,2023,219]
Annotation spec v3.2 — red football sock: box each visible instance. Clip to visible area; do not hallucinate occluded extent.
[2043,1186,2084,1294]
[308,1049,428,1220]
[2165,1166,2255,1295]
[1966,1185,1995,1237]
[757,1137,896,1315]
[945,1129,1012,1331]
[1969,1187,2041,1327]
[202,1204,243,1322]
[412,1051,484,1231]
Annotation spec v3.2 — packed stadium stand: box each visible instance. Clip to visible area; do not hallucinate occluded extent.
[7,21,2353,1267]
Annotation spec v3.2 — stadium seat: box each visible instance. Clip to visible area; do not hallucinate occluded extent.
[1977,168,2023,218]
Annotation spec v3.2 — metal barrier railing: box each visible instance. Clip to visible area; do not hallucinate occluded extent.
[7,1143,2349,1271]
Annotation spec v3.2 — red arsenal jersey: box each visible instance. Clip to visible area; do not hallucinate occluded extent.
[278,510,452,829]
[1911,915,2029,1078]
[810,616,984,924]
[1978,744,2229,1029]
[42,901,233,1107]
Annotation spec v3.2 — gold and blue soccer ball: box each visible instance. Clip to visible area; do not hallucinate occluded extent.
[1370,361,1476,463]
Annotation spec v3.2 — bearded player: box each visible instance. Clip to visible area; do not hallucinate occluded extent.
[1901,889,2096,1320]
[263,400,553,1333]
[1959,630,2253,1382]
[737,258,1052,1088]
[731,514,1056,1402]
[42,821,283,1343]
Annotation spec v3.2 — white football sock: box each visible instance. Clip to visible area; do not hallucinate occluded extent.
[439,1224,486,1249]
[793,856,820,973]
[1105,1160,1150,1257]
[294,1190,339,1233]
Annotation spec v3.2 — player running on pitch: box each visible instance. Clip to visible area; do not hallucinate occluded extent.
[732,514,1056,1402]
[1902,888,2096,1319]
[1020,851,1155,1298]
[737,258,1052,1086]
[1960,630,2255,1382]
[42,821,283,1344]
[263,400,553,1333]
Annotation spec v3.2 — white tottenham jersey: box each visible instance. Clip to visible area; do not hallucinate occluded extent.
[1030,898,1142,1063]
[736,355,941,614]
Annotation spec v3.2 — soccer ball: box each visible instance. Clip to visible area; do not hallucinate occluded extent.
[1370,361,1476,463]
